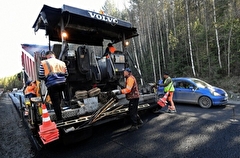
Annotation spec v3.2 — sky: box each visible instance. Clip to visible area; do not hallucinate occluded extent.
[0,0,128,78]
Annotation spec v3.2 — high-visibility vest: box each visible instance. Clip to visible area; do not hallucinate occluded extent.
[121,75,139,99]
[106,46,116,58]
[41,58,67,88]
[109,46,116,53]
[164,77,175,92]
[41,58,66,77]
[24,84,36,96]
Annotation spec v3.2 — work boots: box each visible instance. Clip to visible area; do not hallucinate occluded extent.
[128,119,143,132]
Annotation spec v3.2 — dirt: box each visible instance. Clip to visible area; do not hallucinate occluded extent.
[0,93,34,158]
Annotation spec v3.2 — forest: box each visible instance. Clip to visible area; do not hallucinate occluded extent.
[103,0,240,91]
[1,0,240,92]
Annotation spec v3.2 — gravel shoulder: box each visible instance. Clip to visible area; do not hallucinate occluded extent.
[0,93,33,158]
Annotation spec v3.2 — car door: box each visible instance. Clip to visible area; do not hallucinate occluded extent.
[174,80,198,104]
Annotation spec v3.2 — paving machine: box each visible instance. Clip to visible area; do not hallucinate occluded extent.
[20,4,157,148]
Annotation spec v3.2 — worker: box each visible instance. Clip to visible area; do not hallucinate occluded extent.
[38,50,68,121]
[103,43,116,58]
[24,80,37,98]
[112,68,143,131]
[159,72,176,113]
[102,43,116,79]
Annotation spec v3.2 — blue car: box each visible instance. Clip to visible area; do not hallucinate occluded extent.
[157,77,228,108]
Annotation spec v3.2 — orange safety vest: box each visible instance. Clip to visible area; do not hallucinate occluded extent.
[24,84,36,96]
[121,75,139,99]
[106,46,116,58]
[41,58,66,77]
[41,57,67,88]
[109,46,116,53]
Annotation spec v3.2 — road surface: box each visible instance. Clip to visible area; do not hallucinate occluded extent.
[1,92,240,158]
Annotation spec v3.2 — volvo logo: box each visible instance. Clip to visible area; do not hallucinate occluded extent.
[88,12,118,24]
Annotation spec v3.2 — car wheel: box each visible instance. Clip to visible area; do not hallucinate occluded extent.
[198,96,212,108]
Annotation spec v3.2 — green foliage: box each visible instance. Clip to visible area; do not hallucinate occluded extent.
[0,73,23,91]
[169,31,179,50]
[123,0,240,86]
[102,0,123,19]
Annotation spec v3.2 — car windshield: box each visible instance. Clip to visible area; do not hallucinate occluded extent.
[191,79,211,88]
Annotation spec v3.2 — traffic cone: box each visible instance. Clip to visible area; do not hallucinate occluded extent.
[157,92,169,107]
[39,129,59,143]
[38,103,59,144]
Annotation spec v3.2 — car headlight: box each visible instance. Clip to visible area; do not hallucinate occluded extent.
[211,91,221,96]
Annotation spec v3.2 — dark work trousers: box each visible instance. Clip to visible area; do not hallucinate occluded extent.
[48,83,65,121]
[128,98,141,126]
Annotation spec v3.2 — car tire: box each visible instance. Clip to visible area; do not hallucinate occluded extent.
[198,96,212,108]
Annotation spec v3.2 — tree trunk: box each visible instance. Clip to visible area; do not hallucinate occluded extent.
[170,0,177,37]
[227,24,232,77]
[185,0,196,76]
[162,5,170,58]
[204,0,211,78]
[213,0,222,68]
[146,14,157,82]
[132,38,144,85]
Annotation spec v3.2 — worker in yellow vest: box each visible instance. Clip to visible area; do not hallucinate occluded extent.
[159,72,176,113]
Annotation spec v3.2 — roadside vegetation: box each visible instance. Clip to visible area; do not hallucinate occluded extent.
[0,73,23,91]
[102,0,240,99]
[103,0,240,86]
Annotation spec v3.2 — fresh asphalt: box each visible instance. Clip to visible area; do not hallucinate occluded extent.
[9,93,240,157]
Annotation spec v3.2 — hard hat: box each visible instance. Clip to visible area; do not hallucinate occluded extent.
[124,68,131,73]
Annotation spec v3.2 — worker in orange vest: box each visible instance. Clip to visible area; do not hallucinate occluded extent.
[24,80,37,98]
[112,68,143,132]
[103,43,116,58]
[39,51,68,121]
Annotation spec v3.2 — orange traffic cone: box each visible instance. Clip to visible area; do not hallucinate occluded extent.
[157,92,169,107]
[38,104,59,144]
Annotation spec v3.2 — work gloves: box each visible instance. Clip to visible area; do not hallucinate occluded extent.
[111,89,121,95]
